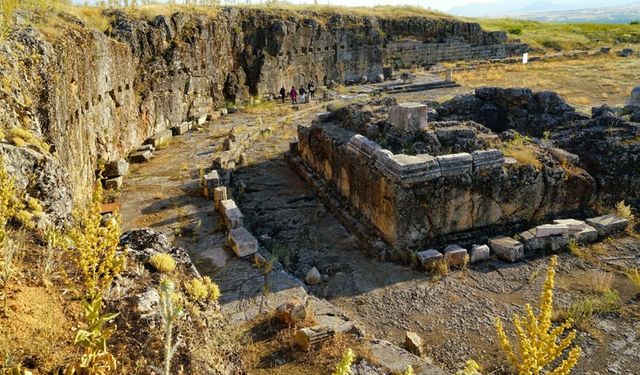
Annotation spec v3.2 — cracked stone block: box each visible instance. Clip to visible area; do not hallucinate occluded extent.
[489,236,524,262]
[377,153,441,183]
[586,214,629,237]
[294,325,335,351]
[129,150,153,163]
[221,199,243,230]
[204,170,220,199]
[536,224,571,237]
[388,103,429,132]
[346,134,382,159]
[104,176,123,191]
[147,129,173,148]
[104,159,129,178]
[436,153,473,177]
[171,122,190,135]
[471,149,504,171]
[213,186,227,210]
[443,244,468,267]
[469,244,490,263]
[227,227,258,257]
[519,230,569,254]
[553,219,598,244]
[416,249,443,271]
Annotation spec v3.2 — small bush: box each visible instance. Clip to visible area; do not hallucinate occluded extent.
[626,268,640,287]
[615,200,634,221]
[631,21,640,25]
[184,276,221,303]
[150,253,176,274]
[331,348,354,375]
[434,258,449,277]
[567,238,581,257]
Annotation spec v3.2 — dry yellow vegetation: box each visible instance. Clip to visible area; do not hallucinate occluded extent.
[453,55,640,113]
[496,256,581,375]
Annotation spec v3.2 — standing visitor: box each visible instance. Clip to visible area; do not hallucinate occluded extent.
[299,85,306,103]
[290,86,297,104]
[279,86,286,103]
[308,81,315,99]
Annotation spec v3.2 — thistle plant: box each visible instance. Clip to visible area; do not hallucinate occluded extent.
[331,348,354,375]
[495,256,581,375]
[155,278,184,375]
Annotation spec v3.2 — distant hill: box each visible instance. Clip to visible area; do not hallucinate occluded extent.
[449,0,636,18]
[513,3,640,23]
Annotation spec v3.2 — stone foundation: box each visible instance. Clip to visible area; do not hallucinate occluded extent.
[293,100,595,257]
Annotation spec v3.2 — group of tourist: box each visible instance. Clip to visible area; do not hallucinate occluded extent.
[279,82,316,104]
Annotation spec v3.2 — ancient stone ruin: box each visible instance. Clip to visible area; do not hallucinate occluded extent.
[290,88,636,263]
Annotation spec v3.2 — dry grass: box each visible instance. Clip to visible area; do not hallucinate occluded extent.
[474,18,640,51]
[454,55,640,113]
[586,270,614,294]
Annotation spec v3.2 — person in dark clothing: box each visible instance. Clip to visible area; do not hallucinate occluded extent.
[290,86,297,104]
[279,86,286,103]
[308,81,315,99]
[299,86,306,103]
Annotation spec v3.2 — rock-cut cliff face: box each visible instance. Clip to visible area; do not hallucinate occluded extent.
[0,7,525,216]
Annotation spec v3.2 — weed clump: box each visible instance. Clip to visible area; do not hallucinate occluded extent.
[614,200,634,221]
[626,268,640,287]
[150,253,176,274]
[331,348,354,375]
[184,276,221,303]
[495,255,581,375]
[456,359,482,375]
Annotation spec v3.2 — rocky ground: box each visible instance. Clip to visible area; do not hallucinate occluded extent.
[118,73,640,374]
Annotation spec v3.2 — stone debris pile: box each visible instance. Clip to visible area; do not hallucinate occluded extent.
[415,214,628,271]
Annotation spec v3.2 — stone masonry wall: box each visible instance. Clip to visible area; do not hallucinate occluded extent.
[383,40,528,68]
[296,121,595,253]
